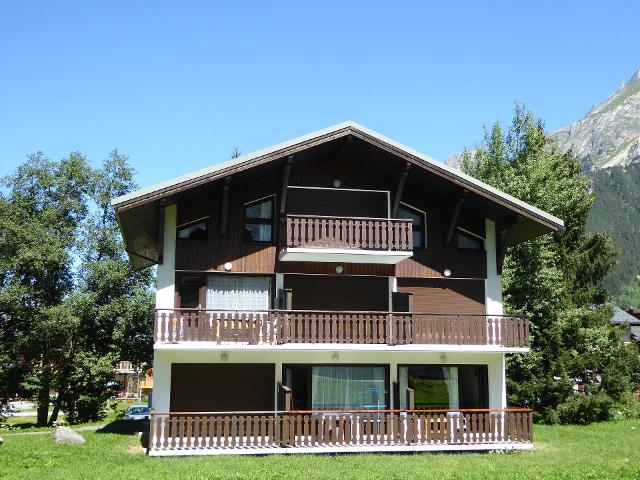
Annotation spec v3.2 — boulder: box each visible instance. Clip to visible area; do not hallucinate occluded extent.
[52,426,85,445]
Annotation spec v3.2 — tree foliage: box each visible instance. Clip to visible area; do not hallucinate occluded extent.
[0,151,153,425]
[461,104,640,422]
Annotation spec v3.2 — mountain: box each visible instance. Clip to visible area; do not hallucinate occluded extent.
[549,70,640,307]
[445,70,640,307]
[550,70,640,170]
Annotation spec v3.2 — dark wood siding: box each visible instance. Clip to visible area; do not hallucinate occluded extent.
[286,188,388,217]
[396,278,485,314]
[284,274,389,311]
[279,262,393,277]
[170,364,275,412]
[172,153,488,280]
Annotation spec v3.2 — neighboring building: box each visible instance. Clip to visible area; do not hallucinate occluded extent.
[610,305,640,345]
[112,122,564,455]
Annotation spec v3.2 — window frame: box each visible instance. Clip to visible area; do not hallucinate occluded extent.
[398,202,427,249]
[176,217,209,241]
[243,195,276,244]
[456,227,485,251]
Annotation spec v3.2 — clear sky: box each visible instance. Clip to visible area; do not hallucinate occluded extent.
[1,1,639,189]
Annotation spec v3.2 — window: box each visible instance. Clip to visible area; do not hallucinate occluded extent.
[244,197,274,242]
[206,275,271,311]
[311,366,386,410]
[398,365,488,410]
[398,203,426,248]
[456,229,484,250]
[177,220,208,240]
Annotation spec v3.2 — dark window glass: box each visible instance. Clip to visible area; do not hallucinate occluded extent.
[177,220,208,240]
[399,365,488,410]
[244,197,274,242]
[457,230,484,250]
[398,204,426,248]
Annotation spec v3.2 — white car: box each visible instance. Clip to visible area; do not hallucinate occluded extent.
[126,405,151,421]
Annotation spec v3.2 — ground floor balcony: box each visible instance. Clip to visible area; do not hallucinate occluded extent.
[148,409,532,456]
[154,309,530,349]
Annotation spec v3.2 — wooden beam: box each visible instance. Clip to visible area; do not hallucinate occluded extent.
[497,216,518,274]
[279,156,294,216]
[220,176,232,237]
[445,191,468,246]
[332,135,353,165]
[391,162,411,217]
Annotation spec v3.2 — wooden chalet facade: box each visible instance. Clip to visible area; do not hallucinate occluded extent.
[112,122,564,455]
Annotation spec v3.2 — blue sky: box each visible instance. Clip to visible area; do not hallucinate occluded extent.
[1,1,639,189]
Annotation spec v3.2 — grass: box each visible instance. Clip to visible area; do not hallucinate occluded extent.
[1,420,639,479]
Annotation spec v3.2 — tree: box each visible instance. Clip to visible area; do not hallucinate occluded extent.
[0,150,153,425]
[0,152,92,425]
[461,104,640,421]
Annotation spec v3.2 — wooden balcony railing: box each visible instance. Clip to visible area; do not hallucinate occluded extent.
[148,408,533,453]
[284,215,413,251]
[154,309,529,347]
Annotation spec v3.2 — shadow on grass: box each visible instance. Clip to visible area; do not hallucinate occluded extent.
[97,419,149,449]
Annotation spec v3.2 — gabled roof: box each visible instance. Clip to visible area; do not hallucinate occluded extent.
[610,304,640,326]
[112,121,565,269]
[111,121,563,229]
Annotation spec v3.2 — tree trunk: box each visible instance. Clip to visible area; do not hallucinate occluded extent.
[48,396,61,426]
[36,362,51,426]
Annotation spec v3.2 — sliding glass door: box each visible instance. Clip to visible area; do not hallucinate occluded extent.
[398,365,488,410]
[284,365,388,411]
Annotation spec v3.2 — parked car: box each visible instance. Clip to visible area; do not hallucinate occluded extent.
[126,405,151,421]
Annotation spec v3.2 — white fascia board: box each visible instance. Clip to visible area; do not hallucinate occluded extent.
[154,342,529,354]
[279,247,412,264]
[110,121,564,231]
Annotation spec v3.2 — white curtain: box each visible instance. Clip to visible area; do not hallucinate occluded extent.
[206,275,270,311]
[443,366,459,410]
[398,366,409,409]
[311,366,385,410]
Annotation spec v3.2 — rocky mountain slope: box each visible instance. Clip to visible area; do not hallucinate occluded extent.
[550,70,640,307]
[551,70,640,170]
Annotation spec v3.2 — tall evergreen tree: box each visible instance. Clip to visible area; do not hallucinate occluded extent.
[461,105,640,422]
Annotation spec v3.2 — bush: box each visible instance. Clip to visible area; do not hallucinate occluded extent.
[556,393,614,424]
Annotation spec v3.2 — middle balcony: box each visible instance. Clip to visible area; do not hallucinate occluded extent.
[279,214,414,264]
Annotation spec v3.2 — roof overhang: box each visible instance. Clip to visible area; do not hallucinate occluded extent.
[113,121,565,269]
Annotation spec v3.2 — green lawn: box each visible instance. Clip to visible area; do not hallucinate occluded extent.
[1,420,639,479]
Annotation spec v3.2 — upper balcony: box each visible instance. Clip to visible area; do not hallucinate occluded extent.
[279,214,414,264]
[154,309,530,349]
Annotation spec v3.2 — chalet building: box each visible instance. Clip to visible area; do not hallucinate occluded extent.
[112,122,564,455]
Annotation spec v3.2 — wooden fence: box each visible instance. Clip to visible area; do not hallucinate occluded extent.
[285,215,413,251]
[148,409,533,453]
[154,310,529,347]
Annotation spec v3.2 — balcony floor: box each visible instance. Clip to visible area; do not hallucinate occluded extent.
[279,247,413,264]
[148,441,533,456]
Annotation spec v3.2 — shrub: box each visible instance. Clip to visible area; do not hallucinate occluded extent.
[556,393,614,424]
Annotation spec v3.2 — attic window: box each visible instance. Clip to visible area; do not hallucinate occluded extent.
[178,220,208,240]
[244,196,274,243]
[457,229,484,251]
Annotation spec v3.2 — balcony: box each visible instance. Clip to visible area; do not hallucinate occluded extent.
[148,408,533,455]
[279,215,413,264]
[154,309,530,348]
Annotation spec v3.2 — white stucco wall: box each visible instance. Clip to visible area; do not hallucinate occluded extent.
[484,218,503,316]
[152,349,507,411]
[155,204,177,310]
[152,204,176,410]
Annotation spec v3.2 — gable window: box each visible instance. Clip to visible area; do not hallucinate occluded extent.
[457,229,484,251]
[244,196,274,243]
[177,219,208,240]
[398,203,426,248]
